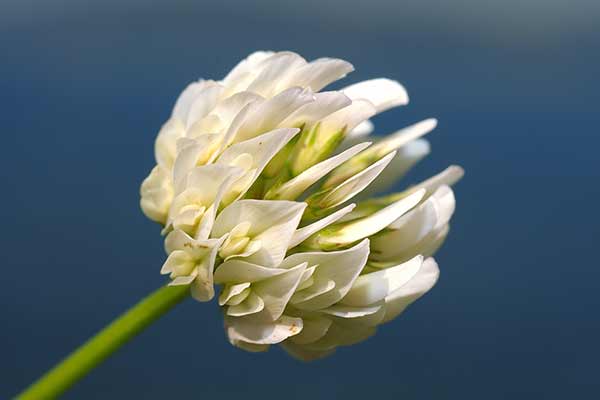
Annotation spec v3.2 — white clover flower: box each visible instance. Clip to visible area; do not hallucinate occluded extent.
[140,50,463,360]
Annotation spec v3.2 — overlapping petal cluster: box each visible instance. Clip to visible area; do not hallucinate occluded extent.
[140,51,463,360]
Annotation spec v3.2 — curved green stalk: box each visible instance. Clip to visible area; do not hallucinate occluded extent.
[16,284,189,399]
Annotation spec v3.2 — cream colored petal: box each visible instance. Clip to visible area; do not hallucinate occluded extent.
[226,314,303,345]
[410,165,465,197]
[320,303,383,318]
[212,200,306,267]
[227,291,265,317]
[219,282,251,306]
[357,139,430,199]
[266,142,371,200]
[288,203,356,249]
[280,58,354,92]
[211,91,264,125]
[217,128,300,172]
[341,255,424,306]
[185,84,223,128]
[222,51,275,91]
[213,260,287,284]
[253,262,307,320]
[231,340,271,353]
[172,134,222,190]
[371,186,455,261]
[168,275,197,286]
[319,99,377,134]
[235,88,313,143]
[306,320,377,350]
[288,315,332,345]
[280,239,369,311]
[160,250,193,275]
[154,118,185,169]
[246,52,307,97]
[309,189,425,249]
[324,119,436,189]
[383,258,439,323]
[306,151,396,210]
[278,91,352,128]
[342,78,408,113]
[290,279,335,304]
[140,165,173,225]
[172,80,216,121]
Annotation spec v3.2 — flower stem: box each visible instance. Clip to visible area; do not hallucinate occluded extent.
[16,284,189,399]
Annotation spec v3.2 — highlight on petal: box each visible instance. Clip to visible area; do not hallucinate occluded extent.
[304,189,425,250]
[342,78,409,113]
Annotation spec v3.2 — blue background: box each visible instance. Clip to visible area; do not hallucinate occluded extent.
[2,0,599,398]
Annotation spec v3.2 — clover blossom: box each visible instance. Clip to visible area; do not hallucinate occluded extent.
[140,51,463,360]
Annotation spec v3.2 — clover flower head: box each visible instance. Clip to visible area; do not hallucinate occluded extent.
[141,51,463,360]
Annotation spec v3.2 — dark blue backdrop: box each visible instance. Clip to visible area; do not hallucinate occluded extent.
[2,1,599,398]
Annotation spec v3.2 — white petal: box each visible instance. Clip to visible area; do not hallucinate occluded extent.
[214,260,287,284]
[211,91,263,127]
[160,250,193,275]
[289,279,335,304]
[222,51,275,91]
[411,165,465,197]
[278,91,352,128]
[342,78,408,113]
[348,120,374,139]
[212,200,306,267]
[253,262,307,320]
[154,118,185,169]
[341,255,424,306]
[280,239,369,311]
[168,275,196,286]
[226,314,303,345]
[235,88,313,143]
[319,99,377,134]
[246,52,307,97]
[311,188,425,248]
[140,165,174,225]
[184,84,223,128]
[357,139,430,198]
[320,303,383,318]
[307,151,396,210]
[227,291,265,317]
[288,315,332,345]
[217,128,300,200]
[172,80,216,121]
[280,58,354,92]
[383,258,440,323]
[267,142,371,200]
[324,119,437,190]
[219,282,251,306]
[172,134,222,189]
[288,203,356,249]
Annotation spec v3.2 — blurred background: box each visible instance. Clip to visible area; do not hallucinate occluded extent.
[1,0,599,398]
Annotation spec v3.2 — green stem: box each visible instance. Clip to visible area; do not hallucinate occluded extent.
[16,284,189,399]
